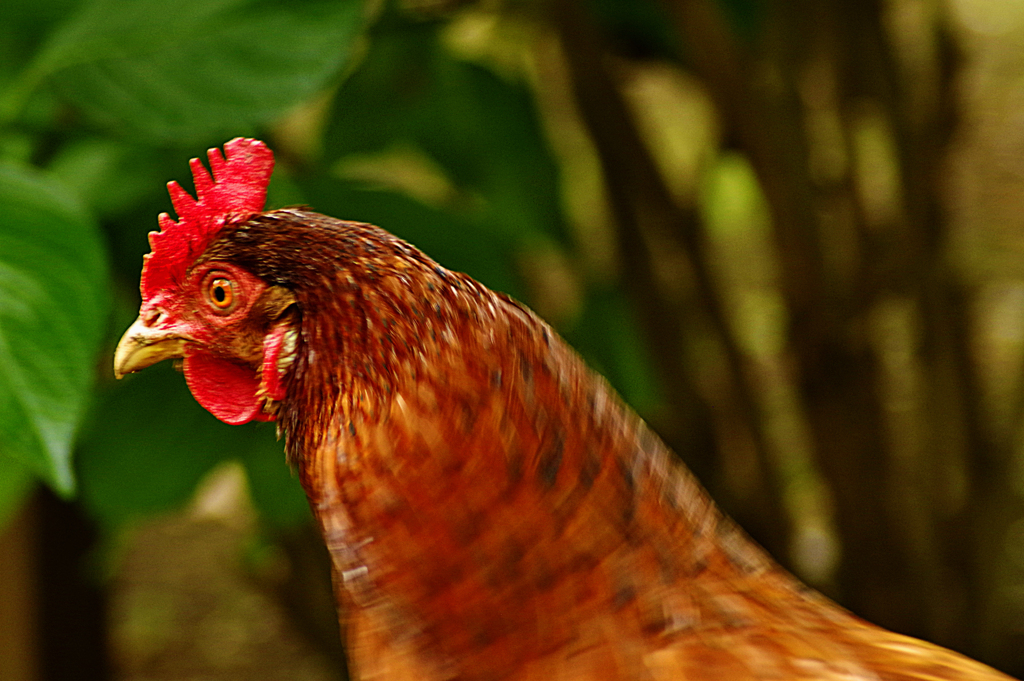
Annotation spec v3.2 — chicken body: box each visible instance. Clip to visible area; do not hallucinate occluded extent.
[113,140,1014,680]
[234,213,1012,681]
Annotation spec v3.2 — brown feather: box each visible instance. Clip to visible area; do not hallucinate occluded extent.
[202,209,1013,680]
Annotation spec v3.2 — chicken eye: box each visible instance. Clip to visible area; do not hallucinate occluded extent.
[207,277,236,312]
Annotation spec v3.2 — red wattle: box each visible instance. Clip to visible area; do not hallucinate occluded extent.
[261,324,291,402]
[183,350,274,425]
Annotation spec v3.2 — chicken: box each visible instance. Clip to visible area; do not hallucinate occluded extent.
[113,138,1014,681]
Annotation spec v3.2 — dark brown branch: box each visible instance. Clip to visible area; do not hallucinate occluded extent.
[551,0,792,559]
[663,0,936,637]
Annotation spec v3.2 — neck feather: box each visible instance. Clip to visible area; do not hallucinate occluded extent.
[209,209,782,676]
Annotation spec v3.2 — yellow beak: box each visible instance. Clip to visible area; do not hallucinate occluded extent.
[113,316,188,379]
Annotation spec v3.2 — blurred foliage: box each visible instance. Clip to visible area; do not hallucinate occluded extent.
[0,0,371,531]
[0,161,107,493]
[4,0,1024,678]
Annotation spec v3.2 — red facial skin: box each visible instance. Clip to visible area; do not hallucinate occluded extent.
[137,260,277,424]
[116,138,283,425]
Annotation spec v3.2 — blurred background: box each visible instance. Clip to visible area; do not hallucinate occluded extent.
[2,0,1024,678]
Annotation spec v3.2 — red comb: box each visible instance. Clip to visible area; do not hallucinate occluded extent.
[141,138,274,299]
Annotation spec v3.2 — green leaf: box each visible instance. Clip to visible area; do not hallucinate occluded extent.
[37,0,366,142]
[0,0,79,76]
[240,436,309,528]
[77,361,290,528]
[325,15,567,245]
[324,16,439,158]
[0,162,110,494]
[419,61,567,245]
[585,0,680,59]
[47,137,172,220]
[562,287,661,414]
[711,0,764,43]
[0,454,33,532]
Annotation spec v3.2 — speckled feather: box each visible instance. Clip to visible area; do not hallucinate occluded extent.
[199,209,1013,681]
